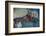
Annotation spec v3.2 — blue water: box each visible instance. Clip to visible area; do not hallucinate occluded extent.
[21,18,39,28]
[21,21,39,28]
[14,18,39,28]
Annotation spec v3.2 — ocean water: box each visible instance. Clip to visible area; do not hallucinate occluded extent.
[21,18,39,28]
[14,17,39,28]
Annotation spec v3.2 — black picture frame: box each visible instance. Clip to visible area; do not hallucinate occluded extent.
[5,1,45,35]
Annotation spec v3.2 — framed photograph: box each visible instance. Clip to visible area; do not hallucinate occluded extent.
[5,1,45,35]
